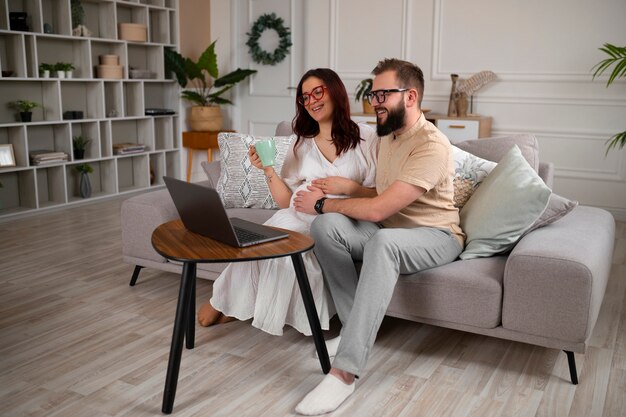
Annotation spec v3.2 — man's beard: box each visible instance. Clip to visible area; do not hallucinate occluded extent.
[376,102,405,136]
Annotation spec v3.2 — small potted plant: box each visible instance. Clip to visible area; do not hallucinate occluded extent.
[355,78,373,114]
[54,62,74,78]
[39,63,53,78]
[72,135,90,159]
[74,163,93,198]
[9,100,40,122]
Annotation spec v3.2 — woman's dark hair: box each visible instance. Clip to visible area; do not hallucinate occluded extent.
[292,68,361,156]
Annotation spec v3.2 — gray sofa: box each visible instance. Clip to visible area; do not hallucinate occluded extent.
[121,130,615,385]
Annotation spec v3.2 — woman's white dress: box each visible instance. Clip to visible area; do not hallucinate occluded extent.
[210,124,378,336]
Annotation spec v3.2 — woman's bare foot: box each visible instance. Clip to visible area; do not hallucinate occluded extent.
[216,314,237,324]
[197,302,222,327]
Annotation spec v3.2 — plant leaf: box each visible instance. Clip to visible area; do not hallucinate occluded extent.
[208,96,233,105]
[214,68,257,88]
[197,40,218,79]
[164,48,188,87]
[605,130,626,155]
[181,90,207,106]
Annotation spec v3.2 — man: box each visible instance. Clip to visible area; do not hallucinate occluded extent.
[292,58,465,415]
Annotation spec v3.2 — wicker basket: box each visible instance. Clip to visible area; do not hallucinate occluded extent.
[118,23,147,42]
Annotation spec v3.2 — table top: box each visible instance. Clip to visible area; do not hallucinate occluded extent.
[151,219,314,263]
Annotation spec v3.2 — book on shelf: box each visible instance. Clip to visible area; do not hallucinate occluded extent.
[30,150,69,165]
[113,143,146,155]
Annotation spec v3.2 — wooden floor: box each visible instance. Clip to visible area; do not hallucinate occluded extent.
[1,197,625,417]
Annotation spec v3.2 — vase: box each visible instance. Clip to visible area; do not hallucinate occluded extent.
[79,172,92,198]
[455,92,469,117]
[447,74,459,117]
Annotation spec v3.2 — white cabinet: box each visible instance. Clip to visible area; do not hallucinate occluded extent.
[0,0,180,220]
[427,114,492,144]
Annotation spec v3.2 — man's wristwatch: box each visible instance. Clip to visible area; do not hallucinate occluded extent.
[314,197,328,214]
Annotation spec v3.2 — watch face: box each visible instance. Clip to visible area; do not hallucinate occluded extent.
[315,198,325,214]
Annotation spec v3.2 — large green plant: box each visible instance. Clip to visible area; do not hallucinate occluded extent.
[164,41,257,106]
[592,43,626,154]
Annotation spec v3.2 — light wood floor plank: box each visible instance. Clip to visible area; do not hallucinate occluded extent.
[0,197,624,417]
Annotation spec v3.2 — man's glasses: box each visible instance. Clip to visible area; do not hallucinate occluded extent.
[298,85,327,105]
[366,88,409,104]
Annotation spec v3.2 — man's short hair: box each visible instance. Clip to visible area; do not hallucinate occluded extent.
[372,58,424,106]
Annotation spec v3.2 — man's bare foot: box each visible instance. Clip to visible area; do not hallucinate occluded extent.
[197,303,222,327]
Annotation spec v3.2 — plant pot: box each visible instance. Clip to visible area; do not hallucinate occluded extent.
[73,149,85,160]
[65,70,73,79]
[79,172,92,198]
[362,100,374,114]
[19,112,32,122]
[41,70,50,78]
[56,71,65,79]
[189,105,223,132]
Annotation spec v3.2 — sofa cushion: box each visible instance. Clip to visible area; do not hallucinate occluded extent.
[455,134,540,172]
[216,132,295,209]
[388,256,507,329]
[459,145,551,260]
[452,145,497,208]
[524,192,578,236]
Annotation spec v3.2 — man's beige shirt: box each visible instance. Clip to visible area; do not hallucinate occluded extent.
[376,113,465,246]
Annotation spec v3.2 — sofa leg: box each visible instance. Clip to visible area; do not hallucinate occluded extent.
[129,265,144,286]
[564,350,579,385]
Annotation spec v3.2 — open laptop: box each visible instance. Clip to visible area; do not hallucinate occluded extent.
[163,176,288,247]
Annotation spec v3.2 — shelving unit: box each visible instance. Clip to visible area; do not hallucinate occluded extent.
[0,0,180,219]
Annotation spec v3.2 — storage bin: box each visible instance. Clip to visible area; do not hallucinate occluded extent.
[97,65,123,79]
[100,55,119,65]
[118,23,148,42]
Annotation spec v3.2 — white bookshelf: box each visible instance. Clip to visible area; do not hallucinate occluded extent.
[0,0,180,219]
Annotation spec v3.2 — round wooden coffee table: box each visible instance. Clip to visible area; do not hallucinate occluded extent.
[151,219,331,414]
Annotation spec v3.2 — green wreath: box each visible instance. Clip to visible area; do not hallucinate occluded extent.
[246,13,292,66]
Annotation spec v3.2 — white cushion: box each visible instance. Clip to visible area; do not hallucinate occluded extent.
[459,145,551,260]
[216,132,295,209]
[452,145,497,208]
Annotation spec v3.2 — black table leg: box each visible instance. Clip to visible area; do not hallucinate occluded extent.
[186,273,196,349]
[291,254,331,374]
[162,262,196,414]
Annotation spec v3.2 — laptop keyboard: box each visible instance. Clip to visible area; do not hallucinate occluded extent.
[233,226,268,244]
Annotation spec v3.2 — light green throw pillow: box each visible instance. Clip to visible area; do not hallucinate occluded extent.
[459,145,551,260]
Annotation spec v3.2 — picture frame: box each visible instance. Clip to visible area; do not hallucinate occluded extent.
[0,144,16,167]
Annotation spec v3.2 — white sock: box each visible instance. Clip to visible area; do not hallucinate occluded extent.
[314,335,341,359]
[295,374,355,415]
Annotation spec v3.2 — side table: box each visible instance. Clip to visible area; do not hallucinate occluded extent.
[151,219,331,414]
[182,130,234,181]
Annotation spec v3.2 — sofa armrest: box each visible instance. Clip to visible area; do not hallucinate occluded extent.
[501,206,615,344]
[121,189,180,264]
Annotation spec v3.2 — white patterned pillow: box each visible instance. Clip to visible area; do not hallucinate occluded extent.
[216,132,295,209]
[452,145,498,208]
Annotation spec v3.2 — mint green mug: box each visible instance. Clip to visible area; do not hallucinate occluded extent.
[255,138,277,167]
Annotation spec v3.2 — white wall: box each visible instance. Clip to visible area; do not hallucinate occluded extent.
[211,0,626,219]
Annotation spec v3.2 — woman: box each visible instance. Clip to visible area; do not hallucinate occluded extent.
[197,68,378,336]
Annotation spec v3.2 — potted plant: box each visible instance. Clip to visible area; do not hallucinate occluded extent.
[71,0,91,37]
[164,40,257,131]
[592,43,626,154]
[355,78,373,114]
[74,163,93,198]
[55,62,75,78]
[39,63,53,78]
[72,135,90,159]
[9,100,40,122]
